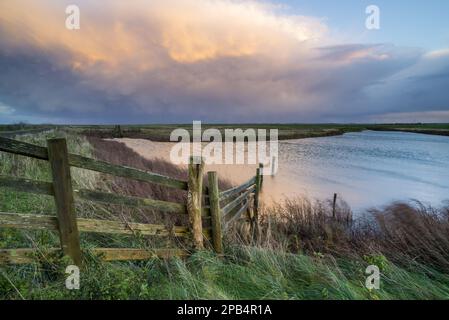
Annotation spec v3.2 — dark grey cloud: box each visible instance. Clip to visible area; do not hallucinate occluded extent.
[0,0,448,124]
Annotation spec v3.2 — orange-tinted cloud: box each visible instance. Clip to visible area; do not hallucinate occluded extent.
[0,0,326,66]
[0,0,446,123]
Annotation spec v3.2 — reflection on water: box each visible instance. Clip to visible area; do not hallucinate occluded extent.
[116,130,449,213]
[274,130,449,212]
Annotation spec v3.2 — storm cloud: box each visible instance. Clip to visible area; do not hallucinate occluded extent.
[0,0,448,123]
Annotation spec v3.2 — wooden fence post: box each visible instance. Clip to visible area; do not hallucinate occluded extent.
[47,138,82,266]
[252,167,262,240]
[187,156,204,249]
[207,171,223,254]
[332,193,337,219]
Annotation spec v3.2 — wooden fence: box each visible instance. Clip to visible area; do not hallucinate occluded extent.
[0,136,262,265]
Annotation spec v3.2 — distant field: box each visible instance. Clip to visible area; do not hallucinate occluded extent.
[76,123,367,141]
[1,123,449,141]
[366,123,449,137]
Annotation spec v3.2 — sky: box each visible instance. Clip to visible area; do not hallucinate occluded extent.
[0,0,448,124]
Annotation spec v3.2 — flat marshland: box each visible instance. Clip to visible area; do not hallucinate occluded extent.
[0,129,449,299]
[71,123,449,141]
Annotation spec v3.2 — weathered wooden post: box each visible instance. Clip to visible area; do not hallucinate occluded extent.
[47,138,82,266]
[254,168,261,214]
[187,156,205,249]
[207,171,223,254]
[252,166,262,240]
[332,193,337,219]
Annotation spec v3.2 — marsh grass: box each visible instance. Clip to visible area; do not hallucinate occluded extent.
[250,197,449,273]
[2,243,448,300]
[1,132,448,300]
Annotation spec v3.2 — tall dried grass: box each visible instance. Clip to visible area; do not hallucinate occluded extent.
[246,197,449,273]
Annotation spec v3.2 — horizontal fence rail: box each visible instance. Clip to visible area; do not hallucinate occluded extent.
[75,189,187,214]
[0,136,187,190]
[0,212,191,237]
[0,175,54,196]
[220,177,256,202]
[69,154,187,190]
[222,186,255,216]
[0,248,190,265]
[0,136,262,265]
[0,175,187,214]
[225,200,250,229]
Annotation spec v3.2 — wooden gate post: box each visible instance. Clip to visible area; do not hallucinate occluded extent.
[332,193,337,219]
[252,166,262,240]
[47,138,82,266]
[207,171,223,254]
[187,156,205,250]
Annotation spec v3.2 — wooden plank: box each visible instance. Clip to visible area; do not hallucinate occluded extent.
[222,186,255,216]
[220,177,255,202]
[0,136,187,190]
[187,157,204,249]
[0,212,190,237]
[0,248,56,264]
[75,189,186,214]
[92,248,189,261]
[207,172,223,254]
[253,167,262,239]
[69,154,187,190]
[77,218,189,237]
[47,138,82,266]
[0,175,54,196]
[0,136,48,160]
[224,200,250,230]
[220,176,255,198]
[0,248,189,264]
[332,193,337,219]
[0,175,187,215]
[0,212,57,231]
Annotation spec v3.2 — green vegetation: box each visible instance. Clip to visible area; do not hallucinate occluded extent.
[3,122,449,141]
[1,131,449,300]
[2,245,449,300]
[366,123,449,137]
[0,123,55,137]
[78,123,449,141]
